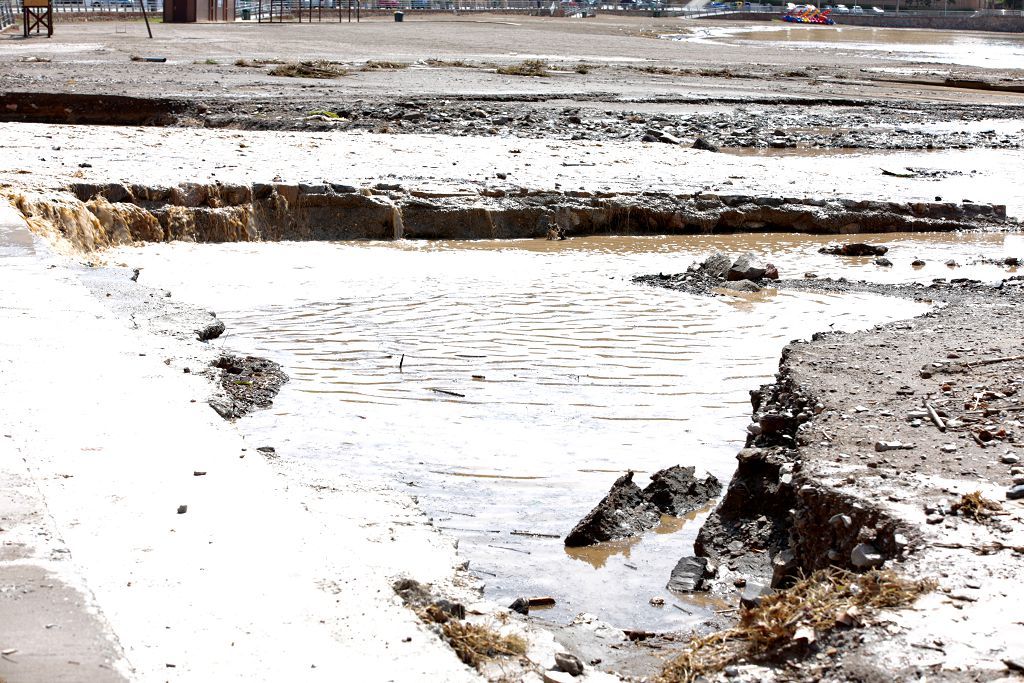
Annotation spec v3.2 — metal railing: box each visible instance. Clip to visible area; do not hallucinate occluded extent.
[1,0,16,27]
[10,0,161,14]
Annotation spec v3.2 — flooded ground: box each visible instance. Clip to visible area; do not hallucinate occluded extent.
[672,25,1024,69]
[110,230,1021,631]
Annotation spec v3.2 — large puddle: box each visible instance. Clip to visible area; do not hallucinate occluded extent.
[672,25,1024,69]
[113,231,1022,631]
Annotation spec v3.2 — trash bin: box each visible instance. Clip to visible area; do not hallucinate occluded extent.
[394,9,403,20]
[241,8,251,19]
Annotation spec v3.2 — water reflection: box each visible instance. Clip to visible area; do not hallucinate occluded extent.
[111,232,1020,630]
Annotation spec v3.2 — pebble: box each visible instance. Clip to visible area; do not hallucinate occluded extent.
[1001,454,1020,464]
[1007,484,1024,501]
[554,652,584,677]
[941,444,958,453]
[850,543,883,568]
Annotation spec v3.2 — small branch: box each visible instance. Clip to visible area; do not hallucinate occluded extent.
[924,401,946,432]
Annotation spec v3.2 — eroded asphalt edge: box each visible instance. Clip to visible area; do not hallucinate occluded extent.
[0,200,483,683]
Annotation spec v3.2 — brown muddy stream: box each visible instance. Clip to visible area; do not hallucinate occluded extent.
[114,230,1022,631]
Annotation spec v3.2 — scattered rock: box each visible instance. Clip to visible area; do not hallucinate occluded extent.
[176,504,188,514]
[1006,484,1024,501]
[874,257,893,267]
[721,280,762,293]
[666,556,709,593]
[209,354,289,420]
[912,259,926,267]
[644,128,680,145]
[850,543,884,569]
[509,597,531,615]
[727,253,779,282]
[643,465,722,516]
[564,471,660,547]
[819,243,889,257]
[698,252,734,279]
[565,466,721,546]
[692,137,720,152]
[553,652,585,676]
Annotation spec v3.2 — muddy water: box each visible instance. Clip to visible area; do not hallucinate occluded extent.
[676,25,1024,69]
[113,231,1020,631]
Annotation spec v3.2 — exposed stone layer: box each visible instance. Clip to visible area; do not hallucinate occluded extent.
[5,182,1010,252]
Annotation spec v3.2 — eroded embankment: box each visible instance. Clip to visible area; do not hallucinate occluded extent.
[678,278,1024,679]
[5,181,1010,251]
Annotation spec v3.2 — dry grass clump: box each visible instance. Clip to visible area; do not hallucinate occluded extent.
[362,60,409,70]
[440,620,528,669]
[425,58,476,68]
[658,568,936,683]
[268,60,349,79]
[234,57,285,67]
[951,491,1002,522]
[496,59,550,77]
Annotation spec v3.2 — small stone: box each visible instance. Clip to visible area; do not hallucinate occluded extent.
[176,505,188,514]
[739,582,769,609]
[554,652,584,676]
[733,577,747,587]
[926,514,945,524]
[941,444,958,453]
[649,597,665,607]
[829,514,852,528]
[509,597,530,615]
[692,137,720,152]
[876,441,913,452]
[874,257,893,267]
[912,259,926,267]
[1001,454,1020,465]
[1006,484,1024,501]
[850,543,883,568]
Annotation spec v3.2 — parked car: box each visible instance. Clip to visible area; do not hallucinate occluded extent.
[833,4,849,12]
[870,5,883,12]
[850,4,863,11]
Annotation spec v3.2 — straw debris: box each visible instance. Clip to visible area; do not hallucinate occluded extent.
[269,60,349,79]
[950,490,1002,522]
[425,58,476,68]
[362,60,410,70]
[657,568,936,683]
[440,619,528,669]
[234,58,285,67]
